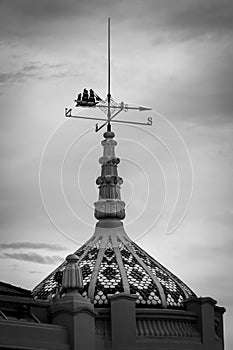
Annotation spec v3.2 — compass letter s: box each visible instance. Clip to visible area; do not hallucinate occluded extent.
[147,117,152,125]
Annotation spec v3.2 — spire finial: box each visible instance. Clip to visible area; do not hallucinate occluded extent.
[94,131,125,220]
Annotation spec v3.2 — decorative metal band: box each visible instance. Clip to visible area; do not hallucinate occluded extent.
[94,200,125,220]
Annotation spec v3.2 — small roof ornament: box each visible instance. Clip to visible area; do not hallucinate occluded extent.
[61,254,83,295]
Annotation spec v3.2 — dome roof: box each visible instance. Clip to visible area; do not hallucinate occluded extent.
[32,219,196,309]
[33,129,196,309]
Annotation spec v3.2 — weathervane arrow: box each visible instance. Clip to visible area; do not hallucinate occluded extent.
[65,18,153,132]
[138,106,151,111]
[91,103,152,112]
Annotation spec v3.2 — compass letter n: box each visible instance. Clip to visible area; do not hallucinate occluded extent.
[65,108,72,117]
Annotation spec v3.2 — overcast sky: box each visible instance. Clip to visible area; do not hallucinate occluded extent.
[0,0,233,348]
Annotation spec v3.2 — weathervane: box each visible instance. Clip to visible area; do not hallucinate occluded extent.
[65,18,152,132]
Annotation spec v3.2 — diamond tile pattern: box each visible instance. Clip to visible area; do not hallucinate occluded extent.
[93,245,124,306]
[128,241,195,308]
[120,244,162,307]
[32,232,196,309]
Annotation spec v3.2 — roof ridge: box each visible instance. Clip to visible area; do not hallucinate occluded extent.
[0,281,32,296]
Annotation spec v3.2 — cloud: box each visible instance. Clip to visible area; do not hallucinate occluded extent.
[0,0,78,21]
[0,70,33,84]
[132,0,233,44]
[0,252,63,264]
[0,61,73,84]
[1,0,233,45]
[0,0,101,41]
[29,270,42,274]
[0,241,66,251]
[165,0,233,40]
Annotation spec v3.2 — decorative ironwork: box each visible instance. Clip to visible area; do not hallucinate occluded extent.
[65,18,152,132]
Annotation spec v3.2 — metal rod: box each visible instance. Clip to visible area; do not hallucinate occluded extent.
[108,17,110,102]
[67,114,151,126]
[96,118,151,132]
[107,17,111,128]
[110,119,151,126]
[94,104,152,111]
[67,115,107,122]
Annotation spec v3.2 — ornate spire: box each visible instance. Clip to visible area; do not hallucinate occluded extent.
[33,128,196,309]
[94,129,125,220]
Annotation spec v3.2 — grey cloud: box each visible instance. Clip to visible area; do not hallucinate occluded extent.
[0,61,71,84]
[166,0,233,39]
[204,210,233,227]
[0,241,66,251]
[1,0,232,46]
[0,72,15,83]
[190,242,233,260]
[10,264,17,268]
[0,252,63,264]
[117,0,233,43]
[0,70,33,84]
[0,0,104,40]
[29,270,42,274]
[0,0,78,21]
